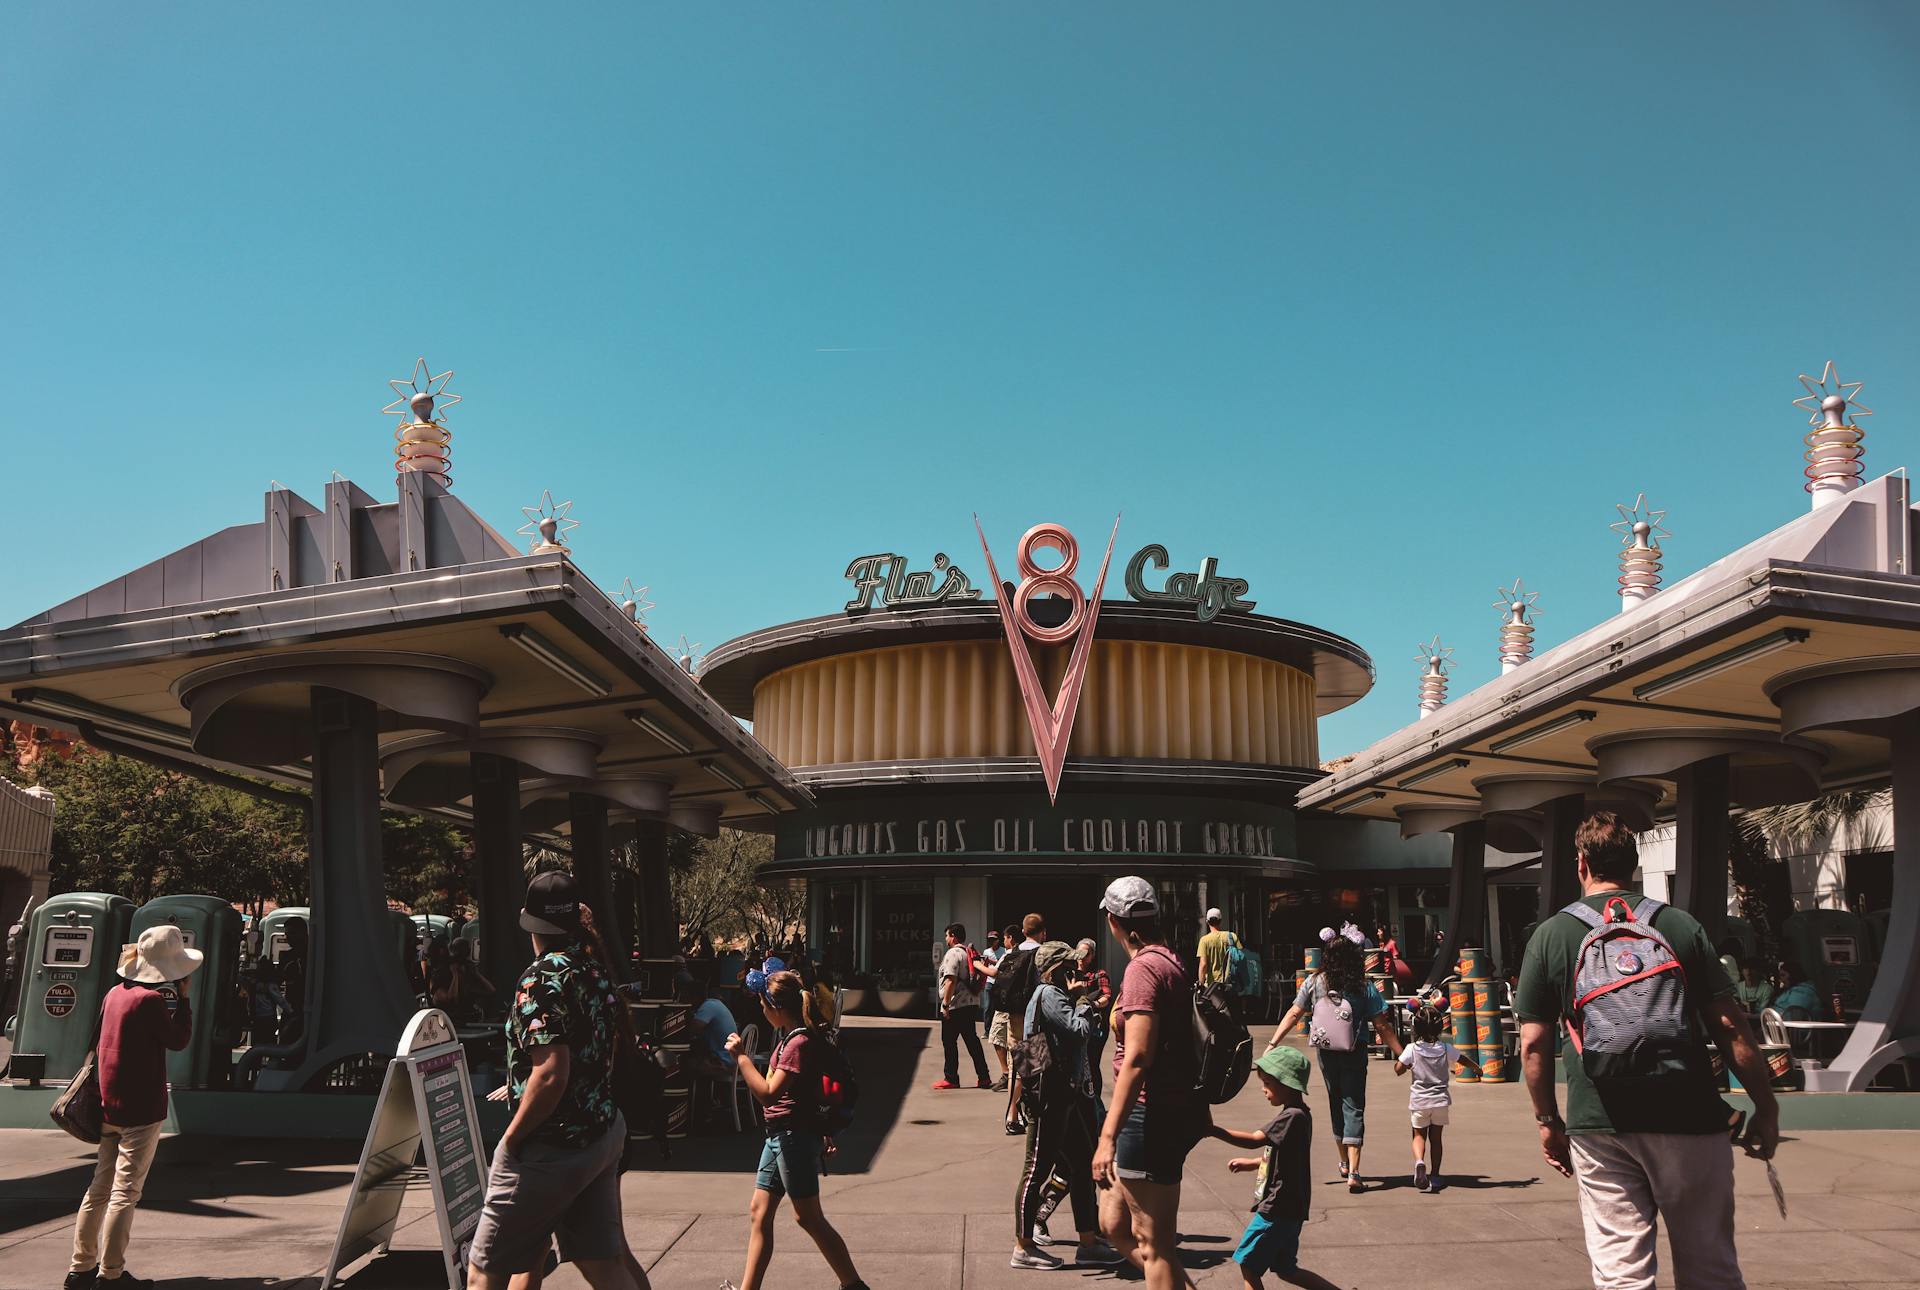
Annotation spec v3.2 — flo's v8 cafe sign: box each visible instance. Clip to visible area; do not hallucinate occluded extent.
[843,542,1254,623]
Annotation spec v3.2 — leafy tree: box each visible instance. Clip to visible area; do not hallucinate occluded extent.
[667,829,803,947]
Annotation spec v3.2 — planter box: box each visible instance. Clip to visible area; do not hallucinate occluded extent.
[839,987,875,1016]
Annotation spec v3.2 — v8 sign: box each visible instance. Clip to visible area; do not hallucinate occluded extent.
[973,517,1121,803]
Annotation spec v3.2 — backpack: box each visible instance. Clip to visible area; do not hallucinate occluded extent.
[1308,981,1362,1052]
[1191,980,1253,1104]
[1012,987,1073,1111]
[996,947,1038,1022]
[1561,896,1702,1096]
[779,1028,861,1137]
[960,944,987,995]
[1225,936,1253,996]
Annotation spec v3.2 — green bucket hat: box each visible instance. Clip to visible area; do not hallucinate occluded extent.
[1033,940,1077,982]
[1255,1045,1310,1094]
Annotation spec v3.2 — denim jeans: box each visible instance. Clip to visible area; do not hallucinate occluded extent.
[1318,1049,1369,1146]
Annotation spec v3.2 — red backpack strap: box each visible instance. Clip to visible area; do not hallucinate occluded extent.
[1601,896,1637,924]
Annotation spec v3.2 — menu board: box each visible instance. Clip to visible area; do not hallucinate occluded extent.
[323,1009,489,1289]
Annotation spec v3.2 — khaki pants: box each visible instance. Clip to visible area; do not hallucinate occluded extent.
[71,1120,163,1279]
[1569,1131,1745,1290]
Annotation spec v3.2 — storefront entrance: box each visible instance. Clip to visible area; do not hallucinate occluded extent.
[990,875,1106,953]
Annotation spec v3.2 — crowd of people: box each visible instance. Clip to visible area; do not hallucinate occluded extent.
[57,811,1786,1290]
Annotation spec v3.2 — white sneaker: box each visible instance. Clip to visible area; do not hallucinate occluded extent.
[1414,1160,1428,1190]
[1031,1220,1057,1246]
[1011,1245,1065,1269]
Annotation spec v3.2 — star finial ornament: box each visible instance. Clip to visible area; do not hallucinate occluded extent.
[517,490,579,554]
[1415,636,1454,677]
[382,357,461,423]
[1493,578,1541,625]
[618,579,655,629]
[1610,493,1671,548]
[1792,361,1870,428]
[675,635,704,674]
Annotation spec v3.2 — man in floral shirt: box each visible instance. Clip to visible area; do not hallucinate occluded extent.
[468,872,643,1289]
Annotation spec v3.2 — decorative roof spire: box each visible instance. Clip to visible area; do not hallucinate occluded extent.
[383,357,459,488]
[1793,361,1870,508]
[618,579,654,630]
[1494,580,1539,673]
[1416,637,1453,718]
[517,490,578,555]
[1611,493,1669,609]
[675,635,703,675]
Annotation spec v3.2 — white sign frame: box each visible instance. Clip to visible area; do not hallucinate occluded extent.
[322,1008,489,1288]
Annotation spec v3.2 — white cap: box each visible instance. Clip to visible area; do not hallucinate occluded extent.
[1099,876,1158,919]
[1205,907,1222,923]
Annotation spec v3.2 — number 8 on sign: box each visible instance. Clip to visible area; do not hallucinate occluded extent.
[974,515,1121,803]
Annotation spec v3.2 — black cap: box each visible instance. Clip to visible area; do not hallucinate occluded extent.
[520,870,582,936]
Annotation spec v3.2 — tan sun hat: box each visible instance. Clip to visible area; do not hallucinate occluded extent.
[118,924,205,984]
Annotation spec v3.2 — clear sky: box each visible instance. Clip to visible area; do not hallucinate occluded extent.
[4,3,1917,758]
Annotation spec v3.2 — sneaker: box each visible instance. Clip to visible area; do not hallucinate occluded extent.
[1032,1220,1057,1246]
[63,1273,97,1290]
[992,1074,1009,1092]
[1413,1160,1428,1190]
[1005,1118,1026,1136]
[101,1277,152,1289]
[931,1079,960,1090]
[1011,1245,1065,1269]
[976,1078,993,1089]
[1348,1176,1364,1194]
[1428,1174,1443,1192]
[1075,1240,1125,1266]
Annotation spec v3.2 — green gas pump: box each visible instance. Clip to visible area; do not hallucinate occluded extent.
[1781,909,1877,1013]
[10,893,134,1082]
[131,895,243,1090]
[258,907,309,965]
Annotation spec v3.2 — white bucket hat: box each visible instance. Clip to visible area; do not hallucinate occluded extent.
[118,925,205,985]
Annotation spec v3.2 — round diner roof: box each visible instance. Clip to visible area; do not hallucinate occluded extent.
[701,601,1375,720]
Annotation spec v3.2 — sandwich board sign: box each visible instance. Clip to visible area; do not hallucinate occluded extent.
[323,1008,489,1287]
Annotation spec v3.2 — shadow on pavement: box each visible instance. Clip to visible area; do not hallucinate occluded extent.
[0,1138,361,1238]
[630,1018,931,1178]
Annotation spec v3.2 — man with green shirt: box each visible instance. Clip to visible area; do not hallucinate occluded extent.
[1516,812,1778,1290]
[1195,908,1241,988]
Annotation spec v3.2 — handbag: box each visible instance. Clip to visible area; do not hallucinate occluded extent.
[50,1000,106,1144]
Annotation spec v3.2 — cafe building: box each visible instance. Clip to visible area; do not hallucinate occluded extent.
[702,530,1455,991]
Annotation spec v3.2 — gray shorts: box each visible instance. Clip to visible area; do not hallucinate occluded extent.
[469,1113,626,1274]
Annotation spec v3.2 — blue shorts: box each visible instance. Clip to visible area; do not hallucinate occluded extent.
[755,1129,823,1200]
[1113,1099,1204,1185]
[1234,1213,1302,1277]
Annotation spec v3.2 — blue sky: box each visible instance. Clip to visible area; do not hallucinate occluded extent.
[3,3,1917,758]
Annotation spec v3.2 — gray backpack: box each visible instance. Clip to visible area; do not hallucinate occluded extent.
[1561,896,1700,1094]
[1308,983,1361,1053]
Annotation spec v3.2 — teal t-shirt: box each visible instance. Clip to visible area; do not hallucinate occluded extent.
[1515,892,1733,1136]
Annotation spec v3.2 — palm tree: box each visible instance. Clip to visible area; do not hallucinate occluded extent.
[1730,787,1887,957]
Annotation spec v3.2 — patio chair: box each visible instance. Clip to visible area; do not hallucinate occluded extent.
[728,1022,762,1133]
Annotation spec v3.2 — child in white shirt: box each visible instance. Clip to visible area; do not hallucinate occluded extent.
[1392,1004,1478,1192]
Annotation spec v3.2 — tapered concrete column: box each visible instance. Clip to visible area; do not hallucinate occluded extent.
[570,792,630,980]
[1539,793,1585,917]
[259,688,417,1091]
[632,819,676,960]
[1768,655,1920,1090]
[1672,755,1732,945]
[471,752,526,1004]
[1426,820,1488,987]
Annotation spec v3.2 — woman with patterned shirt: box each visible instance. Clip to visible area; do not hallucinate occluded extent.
[466,872,646,1290]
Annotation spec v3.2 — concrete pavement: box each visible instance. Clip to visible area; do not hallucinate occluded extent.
[2,1016,1918,1288]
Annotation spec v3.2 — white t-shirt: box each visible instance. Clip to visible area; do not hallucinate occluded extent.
[1399,1039,1459,1110]
[939,945,980,1008]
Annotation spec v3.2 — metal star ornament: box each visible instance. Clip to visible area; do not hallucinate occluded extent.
[1493,578,1541,623]
[517,490,579,553]
[1792,361,1870,428]
[618,579,655,629]
[675,635,703,674]
[1415,636,1454,676]
[382,357,461,423]
[1610,493,1671,548]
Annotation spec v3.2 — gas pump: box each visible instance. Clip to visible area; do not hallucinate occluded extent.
[9,893,134,1082]
[131,895,243,1089]
[1782,909,1877,1013]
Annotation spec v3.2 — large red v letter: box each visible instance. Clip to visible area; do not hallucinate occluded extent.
[974,517,1121,804]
